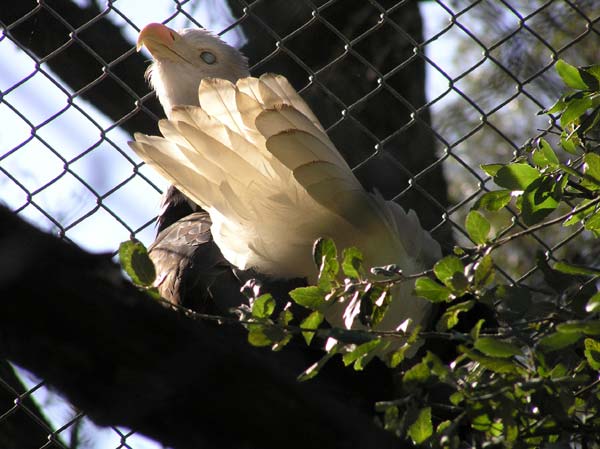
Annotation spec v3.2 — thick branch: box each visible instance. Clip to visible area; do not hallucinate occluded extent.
[0,206,398,449]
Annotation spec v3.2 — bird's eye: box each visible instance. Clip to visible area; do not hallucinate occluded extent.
[200,51,216,64]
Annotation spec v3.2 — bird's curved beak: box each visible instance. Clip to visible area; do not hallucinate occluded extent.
[137,23,185,61]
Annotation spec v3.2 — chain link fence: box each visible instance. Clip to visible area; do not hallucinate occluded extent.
[1,0,598,447]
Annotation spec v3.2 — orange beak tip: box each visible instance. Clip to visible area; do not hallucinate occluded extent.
[137,22,177,52]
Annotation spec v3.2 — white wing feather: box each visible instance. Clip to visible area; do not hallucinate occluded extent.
[129,73,441,359]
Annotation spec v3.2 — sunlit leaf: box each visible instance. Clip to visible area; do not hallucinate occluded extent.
[403,359,431,384]
[118,239,156,287]
[342,339,385,370]
[556,59,589,90]
[251,294,276,319]
[586,292,600,313]
[247,324,272,347]
[408,407,432,444]
[493,163,540,191]
[481,163,504,177]
[583,153,600,189]
[561,97,593,127]
[475,190,512,211]
[466,210,491,244]
[534,138,559,168]
[474,255,495,287]
[414,277,452,302]
[313,237,338,290]
[521,176,561,226]
[584,212,600,232]
[289,286,326,310]
[563,198,596,226]
[300,310,324,345]
[584,338,600,370]
[341,247,363,279]
[434,255,465,287]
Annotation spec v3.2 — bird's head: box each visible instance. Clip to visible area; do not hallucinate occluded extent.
[137,23,249,117]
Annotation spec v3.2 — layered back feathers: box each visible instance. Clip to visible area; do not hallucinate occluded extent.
[131,73,441,352]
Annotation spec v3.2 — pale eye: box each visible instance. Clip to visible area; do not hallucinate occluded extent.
[200,51,216,64]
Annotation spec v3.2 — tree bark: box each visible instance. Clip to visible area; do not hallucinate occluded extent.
[0,206,399,449]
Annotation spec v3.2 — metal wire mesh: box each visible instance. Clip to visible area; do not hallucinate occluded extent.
[1,0,599,447]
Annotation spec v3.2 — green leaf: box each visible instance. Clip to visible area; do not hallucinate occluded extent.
[449,391,464,406]
[300,311,324,345]
[403,359,431,384]
[436,300,475,331]
[481,164,504,177]
[342,339,384,370]
[543,97,566,115]
[408,407,432,444]
[563,198,596,226]
[434,255,465,287]
[584,212,600,232]
[474,255,495,287]
[247,324,272,347]
[368,285,391,327]
[474,337,522,358]
[558,321,600,336]
[538,331,582,352]
[313,237,337,267]
[471,413,493,432]
[414,277,452,302]
[465,210,490,244]
[561,96,593,127]
[251,294,275,319]
[586,292,600,313]
[556,59,589,90]
[460,346,519,374]
[313,237,339,290]
[521,176,561,226]
[534,138,559,168]
[475,190,512,211]
[388,326,421,368]
[297,349,337,382]
[553,261,600,277]
[561,133,579,154]
[583,153,600,188]
[584,338,600,370]
[289,286,326,310]
[580,65,600,90]
[493,163,540,191]
[341,247,363,279]
[582,64,600,86]
[470,319,486,341]
[118,239,156,287]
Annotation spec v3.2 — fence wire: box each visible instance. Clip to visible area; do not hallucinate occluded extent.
[1,0,599,447]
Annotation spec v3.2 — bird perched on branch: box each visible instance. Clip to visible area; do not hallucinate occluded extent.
[132,23,441,359]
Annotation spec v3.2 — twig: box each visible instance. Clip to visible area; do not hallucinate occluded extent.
[490,196,600,249]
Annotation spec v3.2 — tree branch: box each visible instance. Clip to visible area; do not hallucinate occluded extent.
[0,206,398,449]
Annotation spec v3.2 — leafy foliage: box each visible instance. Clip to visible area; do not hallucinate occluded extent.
[119,60,600,447]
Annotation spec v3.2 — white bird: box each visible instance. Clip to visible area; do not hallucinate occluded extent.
[131,23,441,359]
